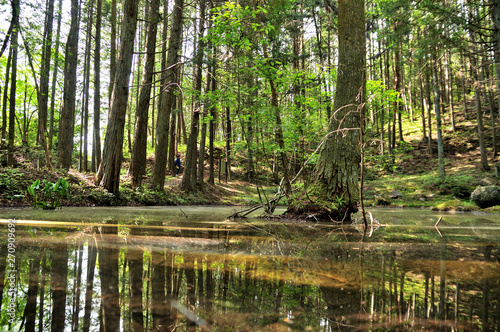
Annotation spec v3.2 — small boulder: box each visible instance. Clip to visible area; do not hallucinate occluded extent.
[471,186,500,208]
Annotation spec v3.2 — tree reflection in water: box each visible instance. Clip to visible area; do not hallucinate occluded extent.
[0,219,498,331]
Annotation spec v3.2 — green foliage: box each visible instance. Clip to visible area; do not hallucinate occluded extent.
[432,199,475,212]
[26,178,69,210]
[422,174,475,197]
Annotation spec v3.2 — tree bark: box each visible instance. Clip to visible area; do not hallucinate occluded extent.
[312,0,365,221]
[92,0,103,172]
[7,1,19,167]
[37,0,55,169]
[80,0,94,172]
[152,0,184,189]
[431,48,445,178]
[181,0,203,192]
[58,0,80,170]
[96,0,140,193]
[130,0,160,188]
[1,47,12,147]
[48,0,63,150]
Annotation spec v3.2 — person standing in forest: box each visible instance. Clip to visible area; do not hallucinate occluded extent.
[175,155,181,177]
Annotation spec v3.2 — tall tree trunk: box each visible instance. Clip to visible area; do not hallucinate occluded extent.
[152,0,184,189]
[313,0,365,221]
[7,1,19,167]
[225,106,232,181]
[431,48,446,178]
[394,41,404,142]
[425,63,433,154]
[130,0,160,188]
[109,0,117,104]
[58,0,80,170]
[37,0,55,169]
[208,54,217,185]
[96,0,140,193]
[1,47,12,147]
[49,0,63,150]
[80,0,94,172]
[181,0,203,192]
[92,0,103,172]
[469,3,490,171]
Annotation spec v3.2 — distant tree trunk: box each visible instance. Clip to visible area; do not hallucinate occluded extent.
[152,0,184,189]
[92,0,103,172]
[130,0,160,188]
[431,48,445,178]
[446,51,456,132]
[425,63,433,154]
[393,37,403,143]
[48,0,63,150]
[1,48,12,147]
[469,4,490,171]
[96,0,140,193]
[7,1,19,167]
[196,0,208,189]
[208,55,217,185]
[58,0,80,170]
[225,106,232,181]
[80,0,94,172]
[306,0,365,221]
[493,0,500,142]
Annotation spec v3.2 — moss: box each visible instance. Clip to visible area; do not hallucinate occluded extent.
[431,199,476,212]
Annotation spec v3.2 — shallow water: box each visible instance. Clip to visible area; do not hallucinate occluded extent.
[0,206,499,331]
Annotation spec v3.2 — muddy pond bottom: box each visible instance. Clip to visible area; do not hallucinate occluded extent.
[0,206,499,331]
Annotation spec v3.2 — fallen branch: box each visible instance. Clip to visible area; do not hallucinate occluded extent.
[435,216,443,237]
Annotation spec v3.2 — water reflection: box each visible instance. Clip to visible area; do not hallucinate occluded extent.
[0,208,499,331]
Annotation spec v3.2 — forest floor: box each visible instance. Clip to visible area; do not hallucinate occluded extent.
[1,108,500,214]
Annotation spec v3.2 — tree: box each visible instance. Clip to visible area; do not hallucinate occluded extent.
[7,0,20,167]
[96,0,140,193]
[58,0,80,170]
[37,0,55,169]
[182,0,206,192]
[152,0,185,190]
[92,0,103,172]
[289,0,365,222]
[130,0,160,188]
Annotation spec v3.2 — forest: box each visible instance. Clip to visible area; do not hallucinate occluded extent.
[1,0,500,219]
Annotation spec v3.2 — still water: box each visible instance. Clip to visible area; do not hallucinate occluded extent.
[0,206,499,331]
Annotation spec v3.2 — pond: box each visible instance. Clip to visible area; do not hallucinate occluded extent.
[0,206,499,331]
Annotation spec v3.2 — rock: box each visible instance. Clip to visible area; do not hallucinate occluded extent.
[479,177,497,186]
[390,190,403,199]
[471,186,500,208]
[375,195,391,206]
